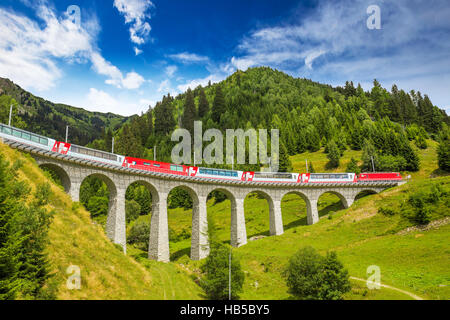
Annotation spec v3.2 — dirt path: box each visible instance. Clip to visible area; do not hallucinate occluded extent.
[350,277,424,300]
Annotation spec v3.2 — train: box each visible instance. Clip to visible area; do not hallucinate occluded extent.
[0,123,402,183]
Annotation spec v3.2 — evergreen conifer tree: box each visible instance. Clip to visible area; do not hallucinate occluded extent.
[211,86,225,124]
[198,87,210,118]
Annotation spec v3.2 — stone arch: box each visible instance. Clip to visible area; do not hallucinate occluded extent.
[243,189,283,238]
[280,190,313,228]
[318,190,350,209]
[354,189,378,202]
[126,179,160,214]
[206,187,239,247]
[166,184,206,261]
[80,173,125,252]
[39,163,71,193]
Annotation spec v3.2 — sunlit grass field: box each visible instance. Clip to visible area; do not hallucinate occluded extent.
[0,142,203,300]
[126,141,449,300]
[2,138,448,300]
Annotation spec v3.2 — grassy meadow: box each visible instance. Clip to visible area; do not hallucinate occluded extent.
[1,138,448,300]
[125,140,449,300]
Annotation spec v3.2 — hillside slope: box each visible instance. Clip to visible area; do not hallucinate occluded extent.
[0,77,128,146]
[0,142,203,300]
[144,141,449,300]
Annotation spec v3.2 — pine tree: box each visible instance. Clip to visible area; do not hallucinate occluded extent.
[362,140,378,172]
[181,88,197,135]
[278,142,293,172]
[154,95,176,136]
[198,87,210,118]
[115,124,144,158]
[211,85,225,124]
[326,140,341,168]
[346,158,360,174]
[104,128,113,153]
[438,140,450,172]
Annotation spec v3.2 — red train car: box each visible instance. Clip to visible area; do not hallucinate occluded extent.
[357,172,402,181]
[123,157,189,176]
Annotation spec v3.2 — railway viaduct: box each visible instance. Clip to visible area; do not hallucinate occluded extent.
[3,138,404,262]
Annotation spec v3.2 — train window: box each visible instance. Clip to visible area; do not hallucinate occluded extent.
[31,135,39,143]
[170,165,177,171]
[13,129,22,138]
[153,164,160,168]
[22,133,31,140]
[177,166,184,172]
[2,126,12,135]
[144,162,151,166]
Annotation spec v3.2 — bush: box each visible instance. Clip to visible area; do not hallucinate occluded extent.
[169,227,190,242]
[415,207,431,225]
[285,247,350,300]
[378,207,396,216]
[87,196,108,217]
[377,155,407,172]
[200,243,245,300]
[127,221,150,251]
[126,199,141,223]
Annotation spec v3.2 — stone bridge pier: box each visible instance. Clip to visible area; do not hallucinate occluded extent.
[24,149,396,263]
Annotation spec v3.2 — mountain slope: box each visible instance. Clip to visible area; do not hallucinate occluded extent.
[0,77,128,146]
[0,141,203,300]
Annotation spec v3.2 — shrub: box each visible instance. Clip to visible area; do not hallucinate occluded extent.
[378,207,397,216]
[285,246,350,300]
[377,155,407,172]
[200,243,245,300]
[415,207,431,225]
[86,196,108,217]
[127,221,150,251]
[126,199,141,223]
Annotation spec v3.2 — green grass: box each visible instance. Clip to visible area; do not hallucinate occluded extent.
[4,137,448,300]
[0,142,203,300]
[124,141,449,300]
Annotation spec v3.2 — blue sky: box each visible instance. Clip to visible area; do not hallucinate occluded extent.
[0,0,449,116]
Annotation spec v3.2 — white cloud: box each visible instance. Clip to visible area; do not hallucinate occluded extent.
[227,0,450,108]
[87,88,151,115]
[134,47,143,56]
[0,5,146,92]
[304,49,326,70]
[165,65,178,78]
[177,74,223,92]
[168,52,209,64]
[87,88,120,113]
[113,0,153,51]
[157,79,177,96]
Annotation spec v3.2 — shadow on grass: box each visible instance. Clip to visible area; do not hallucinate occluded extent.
[170,246,191,261]
[430,168,450,178]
